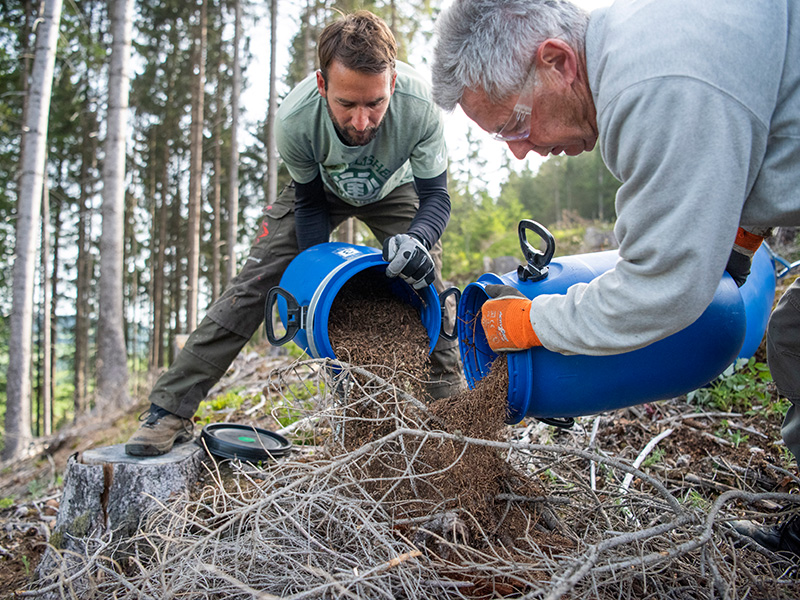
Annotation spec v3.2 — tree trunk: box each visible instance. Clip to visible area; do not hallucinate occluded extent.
[40,175,52,437]
[49,192,62,434]
[169,186,185,363]
[146,131,160,369]
[96,0,134,413]
[149,32,180,370]
[302,0,313,73]
[18,0,32,155]
[74,161,89,416]
[74,118,96,418]
[186,0,207,331]
[227,0,241,286]
[123,175,139,395]
[153,138,170,367]
[4,0,63,461]
[211,60,223,303]
[265,0,279,206]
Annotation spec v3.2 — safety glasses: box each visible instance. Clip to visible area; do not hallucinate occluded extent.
[491,65,536,142]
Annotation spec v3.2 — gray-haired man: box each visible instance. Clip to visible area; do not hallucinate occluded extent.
[432,0,800,557]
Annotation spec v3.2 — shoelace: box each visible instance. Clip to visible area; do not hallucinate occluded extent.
[138,404,195,435]
[139,405,175,427]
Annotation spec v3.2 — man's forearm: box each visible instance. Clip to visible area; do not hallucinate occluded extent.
[293,174,330,251]
[408,171,451,248]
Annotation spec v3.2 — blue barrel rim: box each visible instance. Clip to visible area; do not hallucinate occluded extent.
[280,243,442,359]
[458,277,502,390]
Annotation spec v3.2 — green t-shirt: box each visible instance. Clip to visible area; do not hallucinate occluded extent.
[275,61,447,207]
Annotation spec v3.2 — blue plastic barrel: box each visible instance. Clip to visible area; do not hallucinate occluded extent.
[738,244,777,359]
[458,222,776,424]
[265,242,449,358]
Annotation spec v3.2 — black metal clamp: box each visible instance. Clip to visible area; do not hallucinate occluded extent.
[517,220,556,282]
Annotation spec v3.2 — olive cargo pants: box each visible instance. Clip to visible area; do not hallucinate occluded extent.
[149,182,465,419]
[768,275,800,463]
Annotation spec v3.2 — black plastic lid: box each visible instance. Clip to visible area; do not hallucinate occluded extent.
[200,423,292,461]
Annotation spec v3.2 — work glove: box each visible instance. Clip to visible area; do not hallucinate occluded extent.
[382,233,436,290]
[725,227,768,287]
[481,284,542,352]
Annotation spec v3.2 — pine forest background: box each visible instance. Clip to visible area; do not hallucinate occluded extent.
[0,0,621,459]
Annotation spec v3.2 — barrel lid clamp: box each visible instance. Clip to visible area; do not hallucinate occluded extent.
[265,286,307,346]
[517,220,556,283]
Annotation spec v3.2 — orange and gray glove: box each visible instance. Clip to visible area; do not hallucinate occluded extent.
[480,284,542,352]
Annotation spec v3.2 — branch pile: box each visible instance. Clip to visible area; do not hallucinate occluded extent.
[27,358,800,599]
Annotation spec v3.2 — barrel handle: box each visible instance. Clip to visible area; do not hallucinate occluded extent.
[517,220,556,282]
[766,245,800,279]
[536,417,575,429]
[265,286,306,346]
[438,286,461,342]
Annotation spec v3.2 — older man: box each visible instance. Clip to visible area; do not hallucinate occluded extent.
[126,11,465,457]
[432,0,800,556]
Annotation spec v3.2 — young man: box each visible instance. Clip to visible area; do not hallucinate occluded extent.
[432,0,800,556]
[126,11,464,457]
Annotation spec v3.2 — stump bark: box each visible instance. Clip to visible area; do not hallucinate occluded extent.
[33,442,204,596]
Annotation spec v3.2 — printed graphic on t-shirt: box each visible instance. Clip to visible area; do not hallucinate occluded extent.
[326,157,391,206]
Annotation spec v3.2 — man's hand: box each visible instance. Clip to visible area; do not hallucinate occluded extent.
[481,284,542,352]
[383,234,436,290]
[725,248,752,287]
[726,227,767,287]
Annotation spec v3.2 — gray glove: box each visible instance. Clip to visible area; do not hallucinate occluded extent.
[484,284,526,299]
[725,227,771,287]
[725,248,752,287]
[382,233,436,290]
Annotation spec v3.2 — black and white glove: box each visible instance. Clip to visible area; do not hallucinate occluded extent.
[382,233,436,290]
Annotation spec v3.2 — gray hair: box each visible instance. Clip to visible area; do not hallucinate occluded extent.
[432,0,590,111]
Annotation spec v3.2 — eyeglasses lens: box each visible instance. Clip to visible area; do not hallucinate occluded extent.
[492,66,535,142]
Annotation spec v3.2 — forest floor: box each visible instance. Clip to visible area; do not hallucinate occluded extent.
[1,276,800,599]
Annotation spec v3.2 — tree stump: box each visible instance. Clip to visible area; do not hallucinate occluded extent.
[33,442,205,596]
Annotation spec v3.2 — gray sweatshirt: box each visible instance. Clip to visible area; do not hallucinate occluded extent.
[531,0,800,356]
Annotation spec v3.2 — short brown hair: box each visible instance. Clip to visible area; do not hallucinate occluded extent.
[317,11,397,81]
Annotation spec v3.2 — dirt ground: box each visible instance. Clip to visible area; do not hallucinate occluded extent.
[2,274,800,598]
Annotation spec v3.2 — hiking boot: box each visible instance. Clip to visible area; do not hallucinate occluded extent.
[733,513,800,558]
[125,404,194,457]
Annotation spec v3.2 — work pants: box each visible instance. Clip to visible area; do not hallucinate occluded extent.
[149,182,465,419]
[767,276,800,463]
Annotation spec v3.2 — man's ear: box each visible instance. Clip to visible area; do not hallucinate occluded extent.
[316,70,327,98]
[535,39,578,86]
[390,70,397,95]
